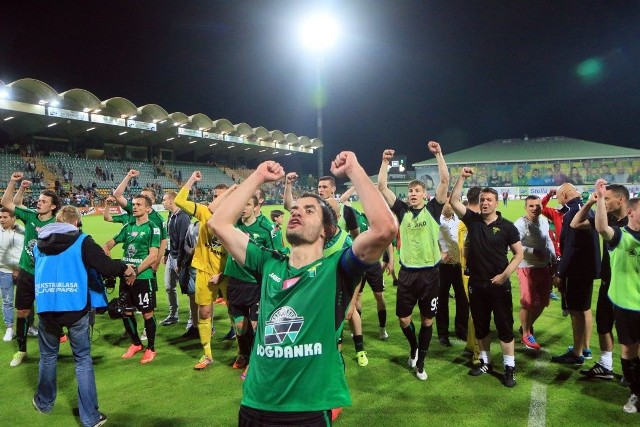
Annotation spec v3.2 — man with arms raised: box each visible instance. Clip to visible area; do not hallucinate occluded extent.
[449,168,523,387]
[1,172,60,367]
[377,141,449,381]
[209,153,397,425]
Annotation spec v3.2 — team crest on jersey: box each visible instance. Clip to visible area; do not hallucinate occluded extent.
[264,306,304,345]
[126,244,137,258]
[131,232,138,237]
[205,235,223,251]
[492,226,500,234]
[26,239,37,258]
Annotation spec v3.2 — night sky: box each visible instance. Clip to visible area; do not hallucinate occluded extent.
[1,1,639,176]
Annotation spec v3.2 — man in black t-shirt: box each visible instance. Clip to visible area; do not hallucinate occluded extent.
[450,167,523,388]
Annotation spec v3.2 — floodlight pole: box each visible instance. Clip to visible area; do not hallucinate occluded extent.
[315,55,324,180]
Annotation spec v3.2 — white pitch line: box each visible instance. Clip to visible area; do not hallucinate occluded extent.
[527,351,550,427]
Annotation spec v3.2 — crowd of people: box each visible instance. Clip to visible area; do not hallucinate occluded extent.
[0,143,639,426]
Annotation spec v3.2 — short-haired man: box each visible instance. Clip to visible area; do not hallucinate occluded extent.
[514,196,556,350]
[570,183,629,378]
[378,141,450,380]
[0,207,24,342]
[1,172,60,367]
[32,205,133,427]
[175,176,233,369]
[103,194,161,363]
[450,169,524,387]
[113,170,168,302]
[209,152,397,424]
[593,179,640,413]
[551,183,601,364]
[160,190,191,326]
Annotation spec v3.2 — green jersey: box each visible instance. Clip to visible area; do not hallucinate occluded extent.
[323,228,352,257]
[608,227,640,311]
[14,206,56,274]
[241,241,360,412]
[111,212,132,224]
[224,215,280,283]
[124,201,168,240]
[113,220,161,279]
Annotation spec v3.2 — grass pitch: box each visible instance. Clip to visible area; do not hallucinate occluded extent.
[1,200,637,426]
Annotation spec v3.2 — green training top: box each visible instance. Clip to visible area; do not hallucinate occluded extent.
[608,227,640,311]
[14,206,56,274]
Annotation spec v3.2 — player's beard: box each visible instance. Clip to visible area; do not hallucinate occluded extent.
[286,223,323,246]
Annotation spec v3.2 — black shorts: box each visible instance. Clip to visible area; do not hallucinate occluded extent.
[358,263,385,294]
[119,278,156,313]
[595,281,614,334]
[468,283,514,343]
[395,266,439,319]
[239,405,332,427]
[227,278,260,322]
[614,306,640,345]
[15,269,35,310]
[564,274,594,311]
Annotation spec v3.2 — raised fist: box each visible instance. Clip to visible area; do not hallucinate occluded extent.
[127,169,140,178]
[286,172,298,184]
[461,167,474,178]
[256,161,285,183]
[382,149,395,161]
[331,151,359,178]
[427,141,442,155]
[10,172,23,182]
[20,180,32,189]
[191,171,202,181]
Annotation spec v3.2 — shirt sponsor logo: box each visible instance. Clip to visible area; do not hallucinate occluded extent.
[269,272,282,283]
[261,306,323,359]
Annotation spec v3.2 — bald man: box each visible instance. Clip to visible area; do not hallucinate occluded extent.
[550,184,601,365]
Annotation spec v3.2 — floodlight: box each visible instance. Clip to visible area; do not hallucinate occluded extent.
[300,13,339,52]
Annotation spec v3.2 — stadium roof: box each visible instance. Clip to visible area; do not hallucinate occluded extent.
[0,78,321,160]
[413,136,640,167]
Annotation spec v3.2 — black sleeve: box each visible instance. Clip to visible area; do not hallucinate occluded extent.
[82,236,128,277]
[175,213,191,266]
[342,205,359,231]
[608,226,622,249]
[390,198,408,222]
[426,198,444,224]
[507,223,521,246]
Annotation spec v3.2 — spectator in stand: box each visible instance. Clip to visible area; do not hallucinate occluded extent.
[514,166,528,186]
[544,168,554,185]
[553,163,568,185]
[528,168,545,186]
[600,164,614,183]
[585,168,600,184]
[488,169,503,187]
[568,167,583,185]
[613,162,629,183]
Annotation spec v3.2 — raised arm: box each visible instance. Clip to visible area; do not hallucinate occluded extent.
[429,141,450,203]
[594,179,614,241]
[103,196,116,222]
[283,172,297,211]
[113,169,139,208]
[333,152,398,264]
[13,180,31,208]
[1,172,23,213]
[209,161,284,265]
[570,192,596,230]
[208,184,238,214]
[339,186,356,204]
[377,149,397,207]
[449,168,473,219]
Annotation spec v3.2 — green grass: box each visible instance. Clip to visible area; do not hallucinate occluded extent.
[1,201,637,426]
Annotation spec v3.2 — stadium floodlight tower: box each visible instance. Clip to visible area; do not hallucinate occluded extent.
[299,12,339,180]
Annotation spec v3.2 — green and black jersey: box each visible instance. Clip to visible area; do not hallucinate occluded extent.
[14,206,56,274]
[123,201,168,240]
[240,241,368,412]
[112,221,161,280]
